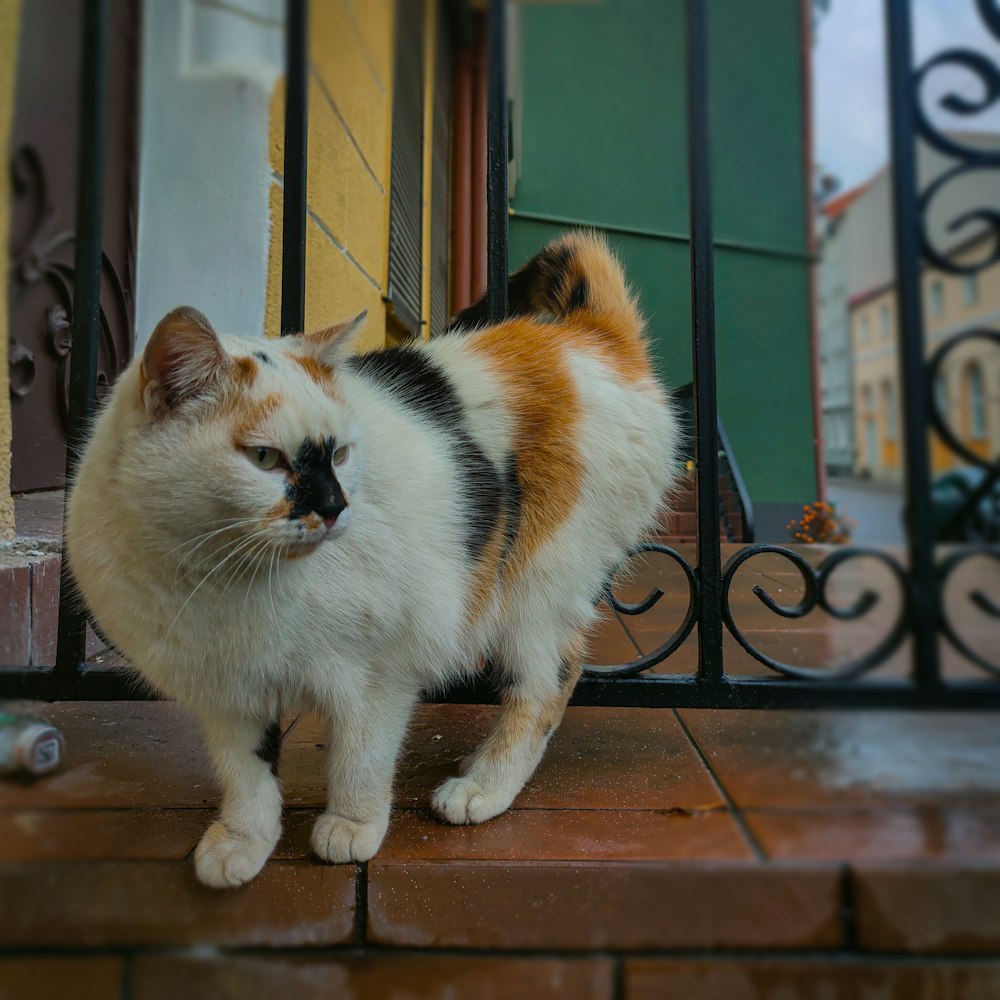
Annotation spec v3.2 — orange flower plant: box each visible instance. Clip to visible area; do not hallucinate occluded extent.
[786,501,853,545]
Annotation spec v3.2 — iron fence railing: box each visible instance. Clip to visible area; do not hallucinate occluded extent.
[1,0,998,708]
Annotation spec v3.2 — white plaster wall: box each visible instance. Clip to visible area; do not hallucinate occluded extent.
[134,0,283,347]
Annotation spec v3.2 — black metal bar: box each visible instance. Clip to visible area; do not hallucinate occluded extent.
[685,0,724,680]
[280,0,309,336]
[885,0,941,688]
[5,667,1000,710]
[485,0,509,322]
[54,0,110,679]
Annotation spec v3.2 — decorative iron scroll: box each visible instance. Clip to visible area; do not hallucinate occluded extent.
[9,143,130,426]
[938,547,1000,676]
[588,542,914,681]
[582,0,999,686]
[721,546,913,681]
[585,542,699,678]
[913,0,1000,274]
[916,0,1000,667]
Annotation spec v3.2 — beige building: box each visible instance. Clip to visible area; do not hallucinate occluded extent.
[843,133,1000,483]
[852,233,1000,481]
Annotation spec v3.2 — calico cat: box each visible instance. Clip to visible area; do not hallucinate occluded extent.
[66,232,680,887]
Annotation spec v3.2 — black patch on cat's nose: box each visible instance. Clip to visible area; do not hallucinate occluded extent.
[286,436,348,521]
[316,498,347,525]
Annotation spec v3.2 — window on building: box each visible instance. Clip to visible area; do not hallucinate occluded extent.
[385,2,454,338]
[862,385,874,412]
[934,373,949,422]
[879,303,891,339]
[883,381,896,441]
[963,273,979,306]
[929,280,944,318]
[968,364,986,440]
[386,1,426,335]
[859,315,870,344]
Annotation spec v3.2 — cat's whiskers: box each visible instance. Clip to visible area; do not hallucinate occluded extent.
[168,519,264,585]
[219,533,273,600]
[165,530,273,635]
[240,537,275,612]
[265,544,280,625]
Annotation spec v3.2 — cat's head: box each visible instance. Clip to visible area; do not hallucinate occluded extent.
[134,306,366,559]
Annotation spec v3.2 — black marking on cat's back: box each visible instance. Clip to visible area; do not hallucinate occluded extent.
[347,348,465,430]
[567,277,589,312]
[501,452,522,558]
[253,351,276,367]
[346,348,502,560]
[445,242,577,333]
[255,720,282,777]
[452,430,503,558]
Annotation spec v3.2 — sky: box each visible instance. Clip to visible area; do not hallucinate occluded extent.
[813,0,1000,192]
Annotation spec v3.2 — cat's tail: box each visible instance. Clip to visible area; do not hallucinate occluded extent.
[446,231,644,338]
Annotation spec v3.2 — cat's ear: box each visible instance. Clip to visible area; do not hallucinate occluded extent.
[140,307,230,418]
[300,309,367,366]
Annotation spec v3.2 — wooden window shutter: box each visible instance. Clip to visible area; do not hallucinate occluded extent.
[387,0,427,336]
[429,11,454,337]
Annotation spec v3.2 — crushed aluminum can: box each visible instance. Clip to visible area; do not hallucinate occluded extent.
[0,713,65,777]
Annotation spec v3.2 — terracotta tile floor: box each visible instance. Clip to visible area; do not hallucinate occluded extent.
[1,543,999,996]
[2,697,1000,960]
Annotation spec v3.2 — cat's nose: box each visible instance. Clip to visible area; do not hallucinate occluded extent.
[316,499,347,528]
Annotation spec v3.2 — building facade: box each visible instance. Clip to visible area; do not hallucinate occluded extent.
[816,195,858,476]
[842,135,1000,482]
[851,235,1000,481]
[509,0,817,538]
[3,0,818,542]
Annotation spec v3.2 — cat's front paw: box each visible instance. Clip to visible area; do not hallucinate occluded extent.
[432,775,511,825]
[194,821,274,888]
[311,811,387,863]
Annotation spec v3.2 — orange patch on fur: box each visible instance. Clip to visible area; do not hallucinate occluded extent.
[229,392,282,447]
[465,512,508,627]
[232,356,259,386]
[566,312,655,385]
[480,694,540,766]
[520,232,655,386]
[264,496,292,523]
[468,320,583,582]
[289,354,339,398]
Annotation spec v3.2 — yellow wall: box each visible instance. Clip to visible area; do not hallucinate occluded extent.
[0,0,22,540]
[265,1,395,351]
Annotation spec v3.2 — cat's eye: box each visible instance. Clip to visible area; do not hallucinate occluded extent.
[244,446,282,471]
[332,444,350,467]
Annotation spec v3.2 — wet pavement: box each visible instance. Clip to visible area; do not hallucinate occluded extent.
[827,476,906,546]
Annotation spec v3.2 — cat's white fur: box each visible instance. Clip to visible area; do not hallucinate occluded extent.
[66,237,680,887]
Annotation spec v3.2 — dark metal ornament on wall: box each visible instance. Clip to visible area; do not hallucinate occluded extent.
[6,0,137,493]
[9,145,128,428]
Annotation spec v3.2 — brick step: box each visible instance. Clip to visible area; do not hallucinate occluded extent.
[658,513,741,542]
[652,534,728,545]
[670,485,740,512]
[0,549,103,668]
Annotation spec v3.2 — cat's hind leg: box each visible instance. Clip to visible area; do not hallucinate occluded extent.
[432,631,585,825]
[194,710,284,888]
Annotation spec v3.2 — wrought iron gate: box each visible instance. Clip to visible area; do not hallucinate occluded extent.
[1,0,998,708]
